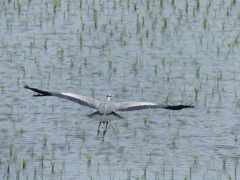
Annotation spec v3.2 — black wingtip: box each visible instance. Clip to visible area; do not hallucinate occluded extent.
[163,103,194,110]
[24,84,31,89]
[24,84,52,96]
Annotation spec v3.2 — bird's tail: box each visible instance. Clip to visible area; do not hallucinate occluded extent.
[87,111,123,122]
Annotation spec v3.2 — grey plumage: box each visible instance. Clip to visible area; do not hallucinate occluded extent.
[24,84,194,135]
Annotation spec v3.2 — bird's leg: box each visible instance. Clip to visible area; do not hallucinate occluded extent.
[103,121,108,135]
[97,122,101,136]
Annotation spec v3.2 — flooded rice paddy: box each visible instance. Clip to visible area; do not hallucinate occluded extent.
[1,0,240,179]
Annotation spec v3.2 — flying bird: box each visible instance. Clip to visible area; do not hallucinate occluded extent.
[24,84,194,135]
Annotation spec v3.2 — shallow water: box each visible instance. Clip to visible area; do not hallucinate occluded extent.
[1,0,240,179]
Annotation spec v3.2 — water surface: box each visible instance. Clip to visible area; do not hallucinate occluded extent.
[1,0,240,179]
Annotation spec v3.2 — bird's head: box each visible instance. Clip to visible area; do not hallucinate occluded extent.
[107,94,112,101]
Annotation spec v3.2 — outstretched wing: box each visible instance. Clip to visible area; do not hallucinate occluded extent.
[24,84,100,110]
[161,104,194,110]
[115,102,194,111]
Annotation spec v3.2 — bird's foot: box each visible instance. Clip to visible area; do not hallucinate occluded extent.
[97,129,100,136]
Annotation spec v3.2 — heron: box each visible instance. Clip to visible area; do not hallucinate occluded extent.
[24,84,194,135]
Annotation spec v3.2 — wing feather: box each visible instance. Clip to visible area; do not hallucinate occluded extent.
[115,102,162,111]
[24,85,100,110]
[24,85,194,111]
[115,102,194,111]
[56,93,100,109]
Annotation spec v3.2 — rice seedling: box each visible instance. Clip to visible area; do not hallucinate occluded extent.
[217,45,221,55]
[58,169,63,179]
[90,88,95,97]
[16,168,21,179]
[110,123,117,134]
[50,159,56,172]
[84,57,88,66]
[82,130,86,140]
[222,156,228,169]
[139,35,144,46]
[142,15,145,26]
[145,29,149,38]
[215,76,221,87]
[143,118,147,125]
[204,95,208,106]
[62,160,66,170]
[222,22,225,31]
[154,64,158,74]
[217,91,222,101]
[6,17,12,28]
[6,160,10,173]
[132,128,137,137]
[185,2,188,13]
[165,93,171,104]
[70,59,75,68]
[161,57,166,66]
[194,86,199,101]
[150,38,154,46]
[193,155,200,166]
[57,46,64,61]
[17,2,22,14]
[166,72,171,82]
[136,21,141,33]
[79,0,82,8]
[67,1,71,11]
[172,136,177,146]
[9,146,13,156]
[7,52,13,61]
[196,0,200,10]
[125,120,129,127]
[51,145,56,158]
[43,39,48,49]
[133,2,137,11]
[162,17,168,31]
[79,34,83,48]
[51,104,55,112]
[53,2,58,13]
[34,166,38,177]
[42,134,48,146]
[65,133,69,142]
[39,17,43,27]
[171,167,174,179]
[108,60,113,69]
[125,168,132,179]
[40,153,45,167]
[8,104,13,112]
[235,134,238,142]
[234,160,238,177]
[105,151,112,160]
[192,6,197,16]
[142,164,148,176]
[159,0,163,7]
[93,9,98,27]
[178,9,183,20]
[63,12,67,19]
[22,159,27,169]
[85,153,92,165]
[21,65,26,78]
[195,66,200,78]
[189,165,192,178]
